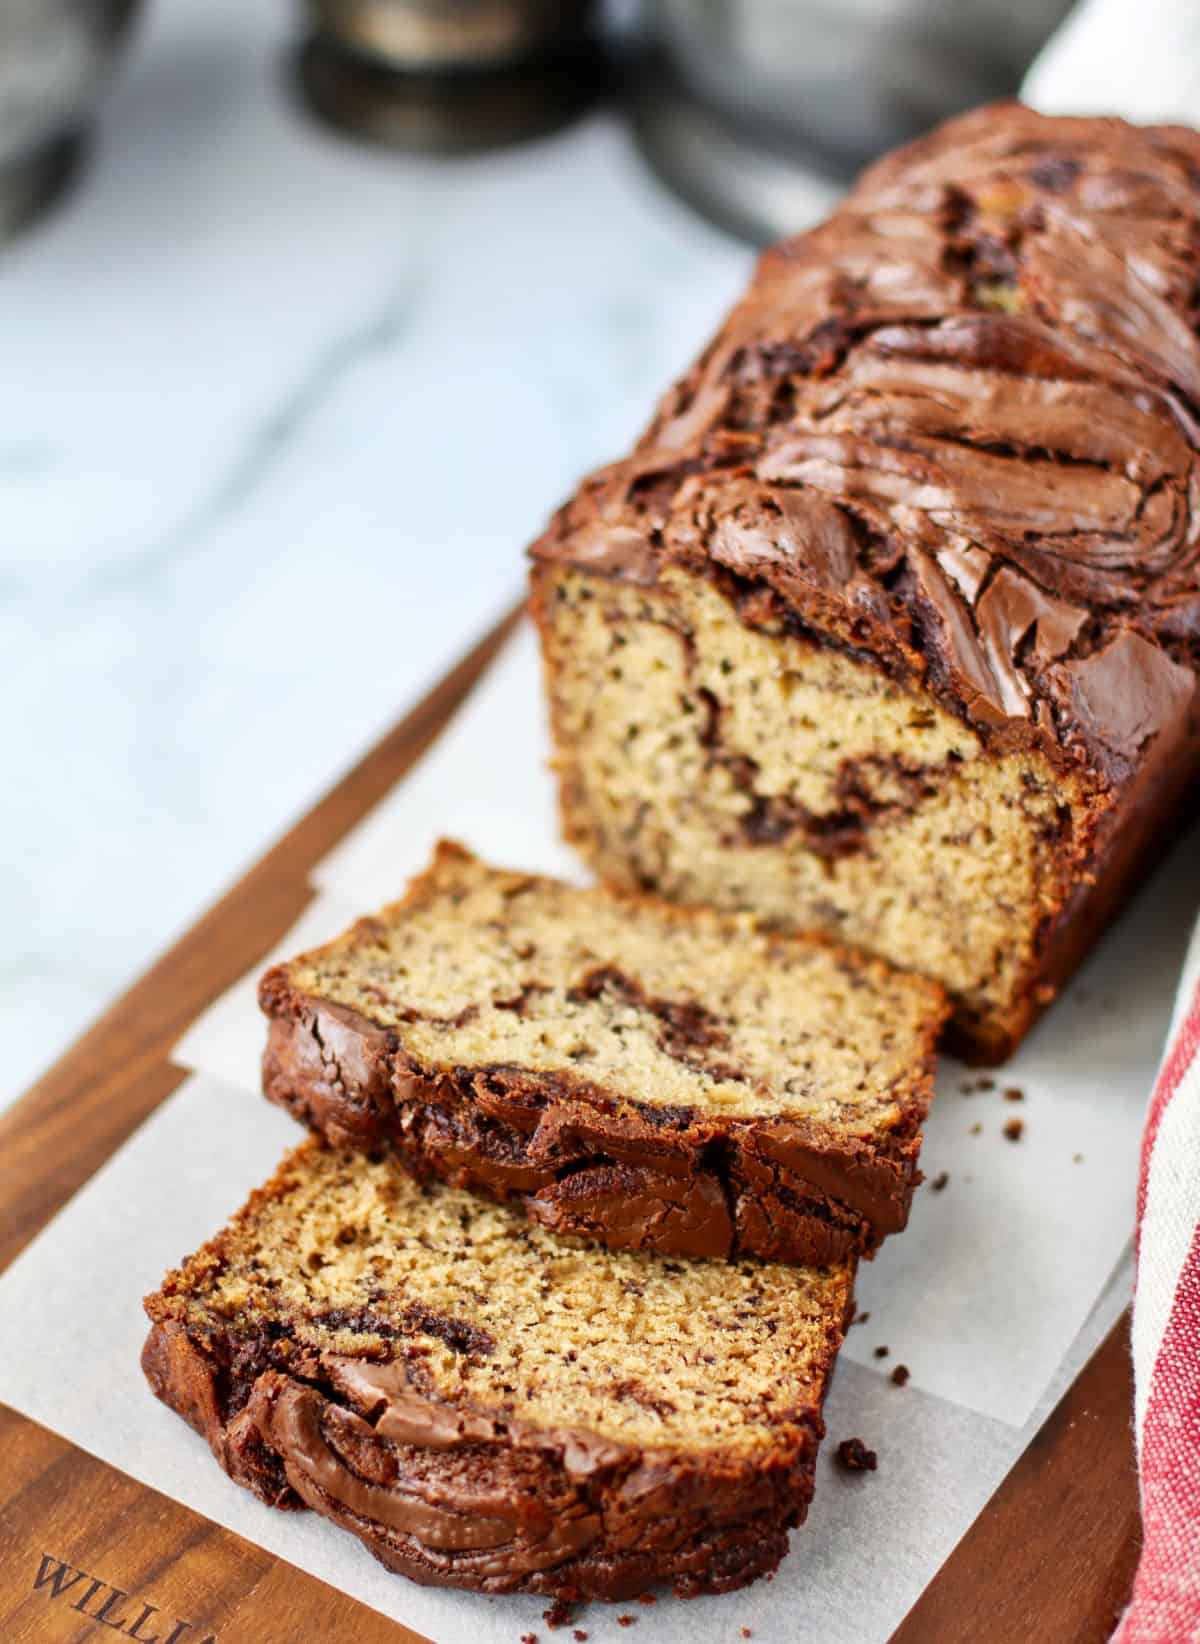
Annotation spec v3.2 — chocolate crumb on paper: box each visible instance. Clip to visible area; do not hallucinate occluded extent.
[1004,1117,1025,1142]
[836,1437,878,1472]
[617,1616,637,1629]
[543,1599,574,1630]
[853,1309,870,1326]
[891,1364,911,1387]
[573,1631,588,1641]
[873,1344,889,1359]
[1004,1087,1025,1102]
[741,1629,754,1639]
[931,1171,950,1192]
[520,1634,538,1644]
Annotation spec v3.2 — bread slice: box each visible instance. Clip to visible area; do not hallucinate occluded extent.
[142,1137,854,1600]
[259,841,946,1265]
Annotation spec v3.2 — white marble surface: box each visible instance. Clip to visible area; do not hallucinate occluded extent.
[2,0,753,1108]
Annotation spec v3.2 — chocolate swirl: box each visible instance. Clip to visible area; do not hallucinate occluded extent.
[140,1321,826,1599]
[531,104,1200,784]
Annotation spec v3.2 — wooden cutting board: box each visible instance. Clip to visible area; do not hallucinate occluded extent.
[0,610,1141,1644]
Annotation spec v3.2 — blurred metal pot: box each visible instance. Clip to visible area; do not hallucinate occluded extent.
[297,0,602,150]
[0,0,142,240]
[302,0,594,72]
[652,0,1075,166]
[637,0,1075,240]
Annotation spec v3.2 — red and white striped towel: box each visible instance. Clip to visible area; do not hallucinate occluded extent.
[1113,924,1200,1643]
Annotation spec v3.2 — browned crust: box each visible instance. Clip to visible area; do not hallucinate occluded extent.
[980,742,1200,1063]
[140,1319,814,1598]
[258,926,945,1265]
[141,1166,853,1602]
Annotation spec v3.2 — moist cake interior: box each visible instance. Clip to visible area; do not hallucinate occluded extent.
[538,565,1081,1055]
[282,844,940,1130]
[155,1142,853,1457]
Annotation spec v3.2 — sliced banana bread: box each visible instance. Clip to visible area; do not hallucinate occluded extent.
[529,104,1200,1064]
[142,1138,854,1600]
[259,841,945,1265]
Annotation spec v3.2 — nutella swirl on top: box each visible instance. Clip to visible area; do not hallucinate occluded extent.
[533,103,1200,784]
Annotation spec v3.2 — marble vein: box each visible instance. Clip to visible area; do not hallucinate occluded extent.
[84,267,427,597]
[4,0,753,1113]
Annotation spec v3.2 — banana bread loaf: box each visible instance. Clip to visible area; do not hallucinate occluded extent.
[142,1137,855,1600]
[259,841,945,1265]
[530,103,1200,1063]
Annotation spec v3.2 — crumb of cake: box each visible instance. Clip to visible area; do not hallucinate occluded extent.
[543,1600,574,1630]
[931,1171,949,1192]
[1004,1118,1025,1142]
[969,1122,982,1135]
[836,1437,877,1472]
[873,1344,889,1359]
[977,1077,995,1091]
[617,1617,637,1629]
[1004,1087,1025,1102]
[854,1310,870,1326]
[521,1634,538,1644]
[741,1630,754,1639]
[573,1632,588,1641]
[891,1364,910,1387]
